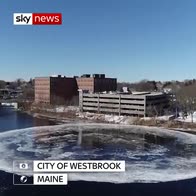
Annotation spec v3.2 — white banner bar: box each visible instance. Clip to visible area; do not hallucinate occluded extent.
[13,13,33,25]
[33,173,67,185]
[33,160,125,172]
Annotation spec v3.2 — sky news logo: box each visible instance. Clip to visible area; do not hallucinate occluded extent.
[13,13,62,25]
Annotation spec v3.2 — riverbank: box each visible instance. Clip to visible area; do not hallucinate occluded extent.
[20,105,196,133]
[19,104,79,122]
[21,106,106,124]
[77,112,196,133]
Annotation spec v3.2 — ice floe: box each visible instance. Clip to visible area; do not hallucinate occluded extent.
[0,123,195,183]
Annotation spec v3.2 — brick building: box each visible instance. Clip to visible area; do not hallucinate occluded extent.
[76,74,117,93]
[34,75,78,104]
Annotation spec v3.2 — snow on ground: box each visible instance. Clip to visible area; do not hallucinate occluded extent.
[77,112,128,123]
[77,112,138,124]
[77,112,133,124]
[46,106,79,113]
[77,112,176,124]
[142,115,175,121]
[156,115,175,121]
[177,112,196,123]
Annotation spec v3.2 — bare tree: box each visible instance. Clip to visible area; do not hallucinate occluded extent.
[0,80,6,89]
[176,84,196,123]
[117,79,158,92]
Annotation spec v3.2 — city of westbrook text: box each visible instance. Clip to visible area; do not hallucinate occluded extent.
[34,160,125,172]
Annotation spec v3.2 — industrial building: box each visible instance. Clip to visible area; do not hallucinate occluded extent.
[79,91,169,117]
[34,74,117,105]
[76,74,117,93]
[34,75,78,104]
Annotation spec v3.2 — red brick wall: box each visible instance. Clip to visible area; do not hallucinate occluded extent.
[76,77,117,93]
[76,78,94,92]
[34,77,50,103]
[35,77,78,104]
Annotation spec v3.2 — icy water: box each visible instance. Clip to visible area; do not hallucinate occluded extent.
[1,123,196,183]
[0,106,196,195]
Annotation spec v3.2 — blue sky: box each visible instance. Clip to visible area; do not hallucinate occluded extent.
[1,0,196,82]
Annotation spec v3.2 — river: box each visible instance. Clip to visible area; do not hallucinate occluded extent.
[0,106,56,132]
[0,106,196,196]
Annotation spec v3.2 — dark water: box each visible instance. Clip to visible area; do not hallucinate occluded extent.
[0,106,196,196]
[0,106,56,132]
[0,171,196,196]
